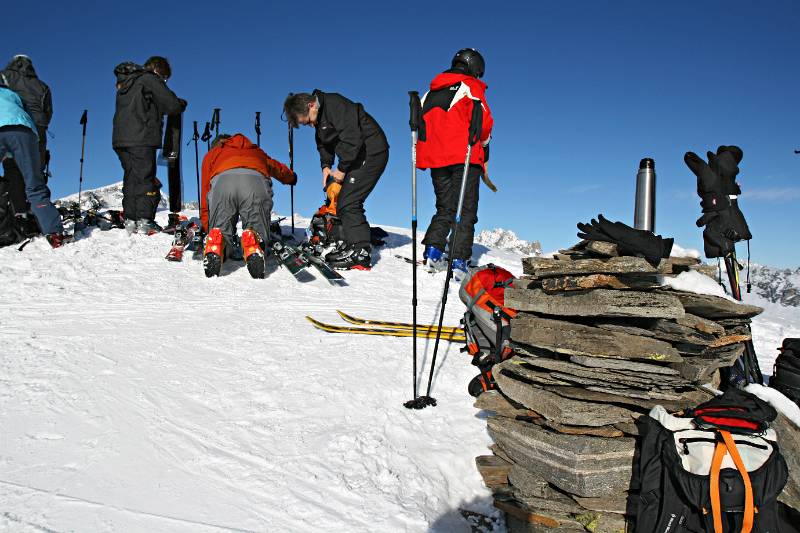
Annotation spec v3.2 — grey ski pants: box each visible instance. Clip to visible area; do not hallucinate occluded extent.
[207,168,273,245]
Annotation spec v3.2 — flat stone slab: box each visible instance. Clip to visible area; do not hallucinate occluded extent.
[678,313,726,335]
[541,274,661,293]
[572,493,628,514]
[494,366,638,426]
[518,356,688,388]
[523,256,665,277]
[570,355,680,376]
[545,384,710,412]
[664,290,763,319]
[669,344,743,382]
[511,314,683,363]
[541,420,624,438]
[773,413,800,511]
[508,464,551,499]
[474,389,538,418]
[506,288,685,320]
[488,416,636,498]
[593,317,717,346]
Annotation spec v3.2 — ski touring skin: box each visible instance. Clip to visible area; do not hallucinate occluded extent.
[305,316,466,341]
[335,310,460,334]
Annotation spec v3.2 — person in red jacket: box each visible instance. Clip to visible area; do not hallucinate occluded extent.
[416,48,493,279]
[200,133,296,278]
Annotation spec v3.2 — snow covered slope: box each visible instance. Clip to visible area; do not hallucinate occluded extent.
[0,189,522,532]
[1,185,797,532]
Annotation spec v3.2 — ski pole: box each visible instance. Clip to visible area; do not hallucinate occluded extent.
[255,111,261,147]
[406,91,422,403]
[211,108,221,138]
[201,122,212,150]
[406,99,483,410]
[288,122,295,238]
[191,121,201,209]
[78,110,88,208]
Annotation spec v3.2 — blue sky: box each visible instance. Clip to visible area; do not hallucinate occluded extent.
[5,0,799,266]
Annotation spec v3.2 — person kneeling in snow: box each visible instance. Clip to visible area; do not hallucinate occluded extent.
[200,133,296,279]
[0,82,66,248]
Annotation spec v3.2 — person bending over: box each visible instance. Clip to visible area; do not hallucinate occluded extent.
[283,90,388,270]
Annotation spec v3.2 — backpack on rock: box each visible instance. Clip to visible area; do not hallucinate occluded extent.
[458,264,517,396]
[632,387,794,533]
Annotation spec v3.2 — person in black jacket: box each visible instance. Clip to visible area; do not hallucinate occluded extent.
[112,56,185,234]
[283,90,388,270]
[1,55,53,226]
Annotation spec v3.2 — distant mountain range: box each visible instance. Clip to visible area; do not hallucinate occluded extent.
[475,228,542,256]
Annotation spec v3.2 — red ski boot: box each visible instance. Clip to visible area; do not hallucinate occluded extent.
[203,228,225,277]
[241,228,265,279]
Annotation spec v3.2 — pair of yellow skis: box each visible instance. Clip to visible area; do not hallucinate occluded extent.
[306,310,465,342]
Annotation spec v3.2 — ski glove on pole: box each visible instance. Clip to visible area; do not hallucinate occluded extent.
[684,146,751,259]
[576,214,674,266]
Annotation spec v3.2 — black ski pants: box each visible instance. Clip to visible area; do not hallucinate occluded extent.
[422,163,481,260]
[114,146,162,221]
[338,149,388,249]
[2,125,47,213]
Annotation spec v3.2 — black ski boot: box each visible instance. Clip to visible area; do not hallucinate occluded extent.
[326,244,371,271]
[162,212,182,234]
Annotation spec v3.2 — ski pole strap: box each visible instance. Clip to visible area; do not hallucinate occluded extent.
[408,91,421,132]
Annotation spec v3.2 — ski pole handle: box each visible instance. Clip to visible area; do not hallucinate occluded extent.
[79,109,88,134]
[201,122,212,142]
[192,121,200,141]
[255,111,261,135]
[408,91,421,132]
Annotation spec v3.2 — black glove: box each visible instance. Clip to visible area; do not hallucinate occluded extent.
[577,214,673,266]
[178,98,188,112]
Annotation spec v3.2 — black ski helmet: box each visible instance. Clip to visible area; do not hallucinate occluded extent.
[451,48,485,78]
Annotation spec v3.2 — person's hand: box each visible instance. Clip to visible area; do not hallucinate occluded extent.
[322,167,332,188]
[332,168,346,183]
[178,98,188,111]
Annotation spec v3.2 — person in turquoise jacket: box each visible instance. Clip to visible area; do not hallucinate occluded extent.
[0,83,65,247]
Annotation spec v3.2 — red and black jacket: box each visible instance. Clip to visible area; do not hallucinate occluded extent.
[416,71,493,170]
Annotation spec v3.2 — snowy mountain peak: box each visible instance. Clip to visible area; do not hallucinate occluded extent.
[475,228,542,257]
[749,264,800,307]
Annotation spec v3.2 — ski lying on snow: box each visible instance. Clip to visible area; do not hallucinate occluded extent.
[335,310,460,334]
[165,224,196,262]
[289,244,346,285]
[271,240,309,278]
[306,316,466,341]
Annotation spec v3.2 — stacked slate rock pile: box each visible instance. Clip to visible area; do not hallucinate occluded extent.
[473,241,765,533]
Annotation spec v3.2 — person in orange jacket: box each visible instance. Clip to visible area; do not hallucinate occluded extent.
[200,133,296,278]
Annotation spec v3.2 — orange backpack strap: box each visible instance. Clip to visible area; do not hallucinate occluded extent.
[710,439,727,533]
[710,431,756,533]
[720,430,755,533]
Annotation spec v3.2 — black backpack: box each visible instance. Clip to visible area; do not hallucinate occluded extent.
[632,388,792,533]
[771,338,800,407]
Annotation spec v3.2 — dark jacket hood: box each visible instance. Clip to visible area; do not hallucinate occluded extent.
[5,55,37,77]
[114,62,147,94]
